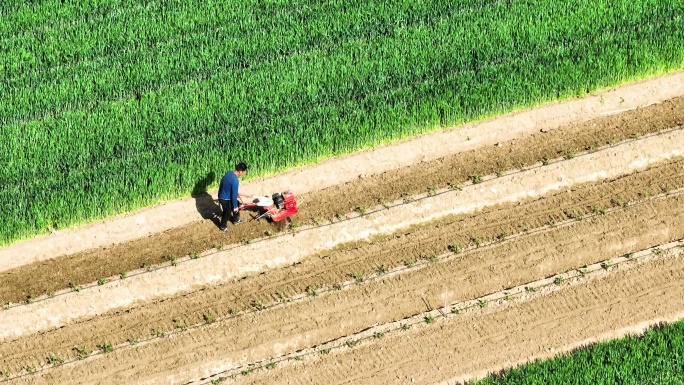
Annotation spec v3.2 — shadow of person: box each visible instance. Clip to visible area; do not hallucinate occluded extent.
[192,171,221,226]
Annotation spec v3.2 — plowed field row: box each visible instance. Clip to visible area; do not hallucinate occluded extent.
[2,130,681,341]
[3,156,684,384]
[1,96,683,304]
[230,246,684,385]
[197,240,684,384]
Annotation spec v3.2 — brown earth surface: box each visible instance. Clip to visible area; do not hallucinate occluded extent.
[3,156,684,383]
[4,128,681,343]
[234,249,684,385]
[1,97,683,304]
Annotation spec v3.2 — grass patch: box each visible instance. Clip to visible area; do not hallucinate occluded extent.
[1,0,682,246]
[470,320,684,384]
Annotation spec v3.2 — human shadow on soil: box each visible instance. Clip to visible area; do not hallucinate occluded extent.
[192,171,221,227]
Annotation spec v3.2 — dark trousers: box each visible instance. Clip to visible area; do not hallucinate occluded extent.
[219,199,240,228]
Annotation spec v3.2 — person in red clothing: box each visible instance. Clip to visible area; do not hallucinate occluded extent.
[217,162,248,232]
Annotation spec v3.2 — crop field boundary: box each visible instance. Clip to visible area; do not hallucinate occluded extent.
[2,70,683,267]
[2,185,683,383]
[0,124,681,306]
[3,94,680,306]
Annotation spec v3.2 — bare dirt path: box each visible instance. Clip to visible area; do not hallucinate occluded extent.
[1,71,683,271]
[3,163,684,383]
[2,97,684,304]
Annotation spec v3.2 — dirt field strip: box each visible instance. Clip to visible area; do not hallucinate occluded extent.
[7,191,684,385]
[225,246,684,385]
[1,130,681,341]
[192,240,684,384]
[2,159,683,379]
[1,71,683,271]
[2,158,682,381]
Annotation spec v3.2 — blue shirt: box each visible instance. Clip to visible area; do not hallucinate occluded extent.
[218,171,239,208]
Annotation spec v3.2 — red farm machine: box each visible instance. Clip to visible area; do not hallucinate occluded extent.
[237,190,299,222]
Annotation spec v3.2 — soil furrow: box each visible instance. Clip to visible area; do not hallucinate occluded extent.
[1,132,682,341]
[211,239,684,382]
[1,96,683,302]
[4,179,684,383]
[230,251,684,385]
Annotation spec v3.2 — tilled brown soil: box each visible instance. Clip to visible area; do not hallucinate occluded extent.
[3,158,684,383]
[1,97,683,304]
[236,250,684,385]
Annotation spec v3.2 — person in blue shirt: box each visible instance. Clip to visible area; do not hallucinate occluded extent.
[218,162,248,231]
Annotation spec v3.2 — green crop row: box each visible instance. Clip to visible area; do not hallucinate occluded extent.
[1,0,683,244]
[471,320,684,385]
